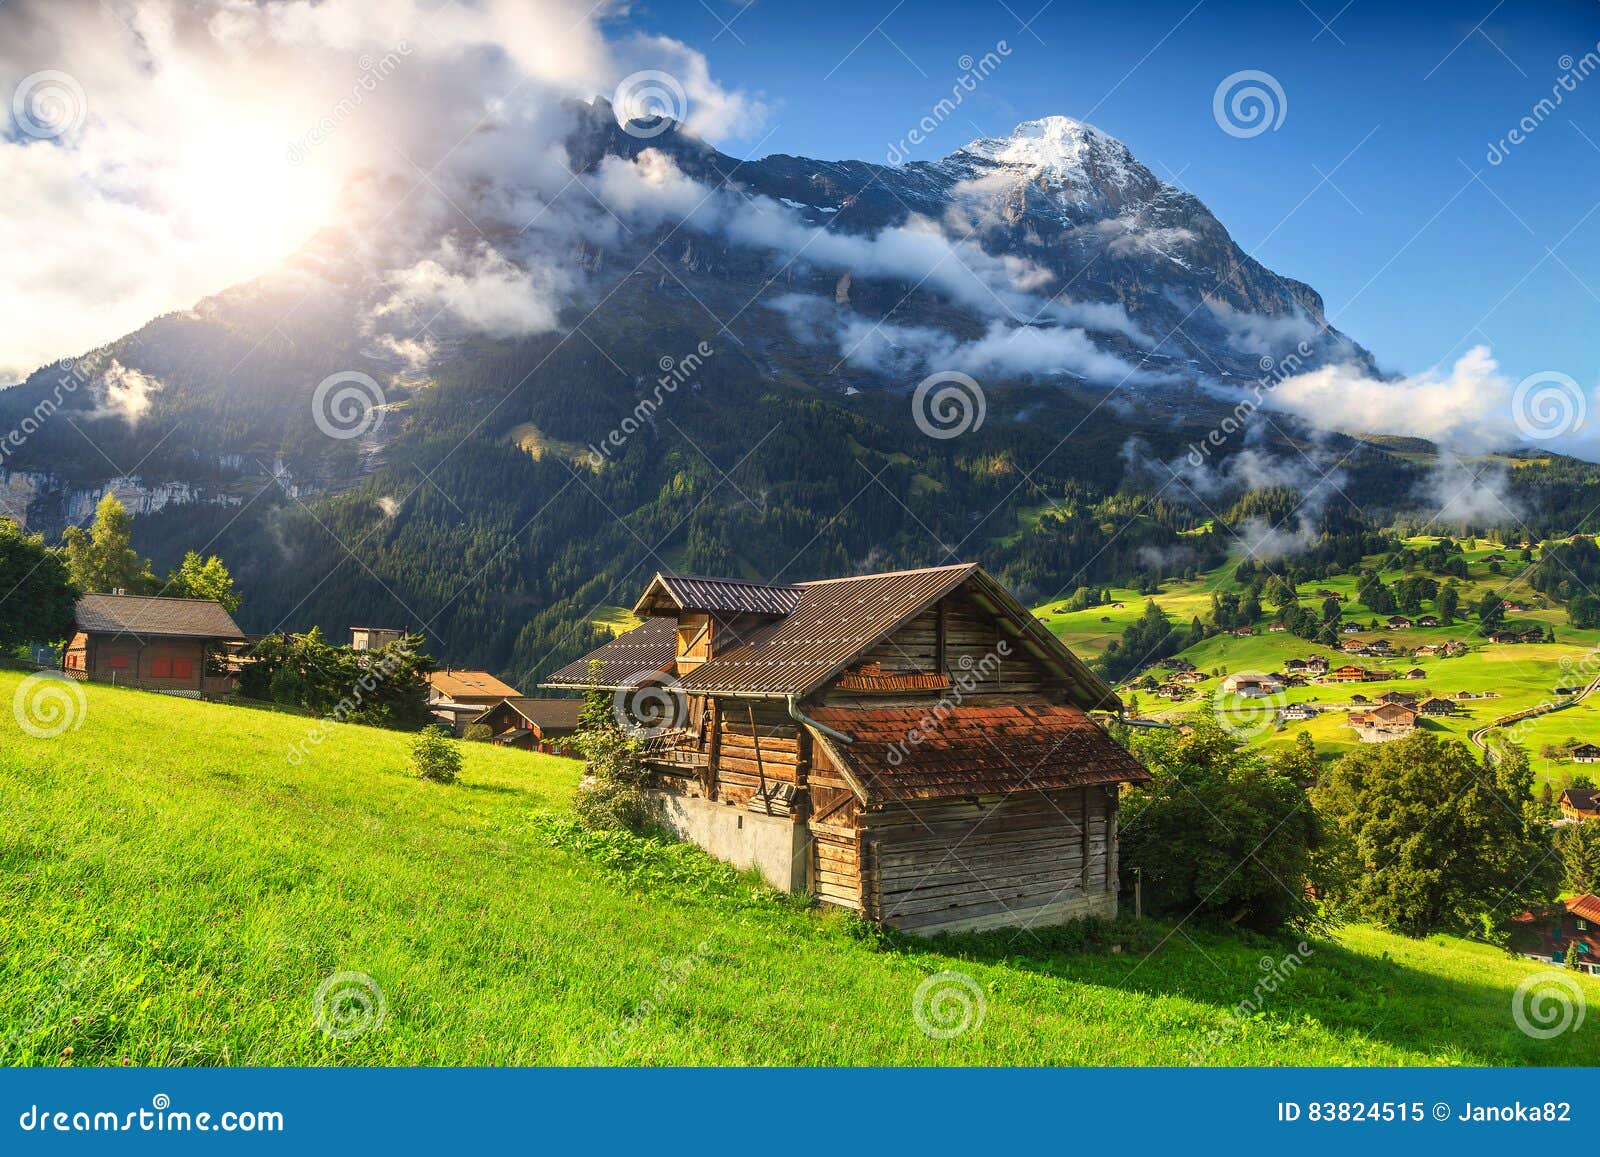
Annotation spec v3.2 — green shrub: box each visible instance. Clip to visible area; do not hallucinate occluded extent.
[411,727,462,783]
[462,723,492,742]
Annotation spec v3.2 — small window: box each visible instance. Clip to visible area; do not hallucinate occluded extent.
[172,658,194,679]
[1579,919,1590,932]
[150,657,172,678]
[108,653,130,670]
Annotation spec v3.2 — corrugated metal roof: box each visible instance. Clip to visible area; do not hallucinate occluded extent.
[807,703,1150,803]
[632,573,803,617]
[542,617,678,688]
[74,593,246,640]
[673,564,977,696]
[476,697,585,732]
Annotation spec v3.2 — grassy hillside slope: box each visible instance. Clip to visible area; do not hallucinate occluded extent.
[1,672,1595,1066]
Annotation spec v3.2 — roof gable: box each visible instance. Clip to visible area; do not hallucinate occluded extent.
[632,573,802,617]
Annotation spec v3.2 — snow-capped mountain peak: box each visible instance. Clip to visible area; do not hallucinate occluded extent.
[955,115,1137,188]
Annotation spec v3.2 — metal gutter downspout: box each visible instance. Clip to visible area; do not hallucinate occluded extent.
[787,696,854,745]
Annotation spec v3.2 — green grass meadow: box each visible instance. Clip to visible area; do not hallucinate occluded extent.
[2,671,1596,1066]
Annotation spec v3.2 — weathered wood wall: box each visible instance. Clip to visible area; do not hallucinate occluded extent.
[863,786,1119,935]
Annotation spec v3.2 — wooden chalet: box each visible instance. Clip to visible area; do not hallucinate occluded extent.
[1512,894,1600,974]
[62,593,244,697]
[1351,701,1417,740]
[543,564,1149,936]
[1417,696,1455,717]
[472,697,583,754]
[1324,663,1370,683]
[427,668,523,733]
[1561,788,1600,820]
[1572,743,1600,764]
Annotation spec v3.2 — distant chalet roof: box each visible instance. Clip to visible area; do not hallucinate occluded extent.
[1563,787,1600,813]
[476,697,584,732]
[1568,893,1600,923]
[427,669,523,699]
[543,616,678,689]
[632,572,803,618]
[74,592,245,641]
[546,563,1117,710]
[807,703,1149,803]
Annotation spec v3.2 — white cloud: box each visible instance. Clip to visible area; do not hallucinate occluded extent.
[375,240,570,340]
[86,360,163,425]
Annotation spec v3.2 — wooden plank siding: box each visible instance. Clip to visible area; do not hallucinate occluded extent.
[863,786,1118,934]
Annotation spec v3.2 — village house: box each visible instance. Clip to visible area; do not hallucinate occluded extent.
[471,697,583,754]
[1351,702,1418,741]
[62,593,245,697]
[1414,644,1439,656]
[543,564,1150,936]
[1325,663,1370,683]
[1404,667,1427,679]
[1268,621,1286,632]
[349,625,407,651]
[1376,690,1419,707]
[1281,703,1318,721]
[1572,744,1600,764]
[1219,673,1283,697]
[1174,670,1207,685]
[1341,622,1361,634]
[1417,696,1455,717]
[1366,638,1394,655]
[427,668,524,733]
[1560,788,1600,821]
[1305,655,1330,674]
[1232,625,1255,637]
[1512,894,1600,974]
[1416,615,1440,628]
[1341,640,1366,654]
[1283,658,1308,672]
[1386,616,1413,630]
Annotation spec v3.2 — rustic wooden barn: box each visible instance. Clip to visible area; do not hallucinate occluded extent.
[62,593,245,696]
[544,563,1149,936]
[472,697,584,754]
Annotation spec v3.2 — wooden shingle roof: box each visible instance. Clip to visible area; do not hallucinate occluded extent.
[807,703,1149,803]
[74,593,245,641]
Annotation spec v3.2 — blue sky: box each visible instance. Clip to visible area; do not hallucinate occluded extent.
[621,0,1600,388]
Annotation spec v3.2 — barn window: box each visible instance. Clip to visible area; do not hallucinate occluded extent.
[172,658,194,679]
[108,653,130,670]
[150,657,172,678]
[1580,919,1590,932]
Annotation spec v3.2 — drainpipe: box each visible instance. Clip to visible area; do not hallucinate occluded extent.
[787,696,854,745]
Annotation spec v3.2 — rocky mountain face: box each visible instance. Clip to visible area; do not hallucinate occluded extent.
[0,106,1392,677]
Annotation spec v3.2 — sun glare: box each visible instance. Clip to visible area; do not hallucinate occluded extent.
[172,127,341,266]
